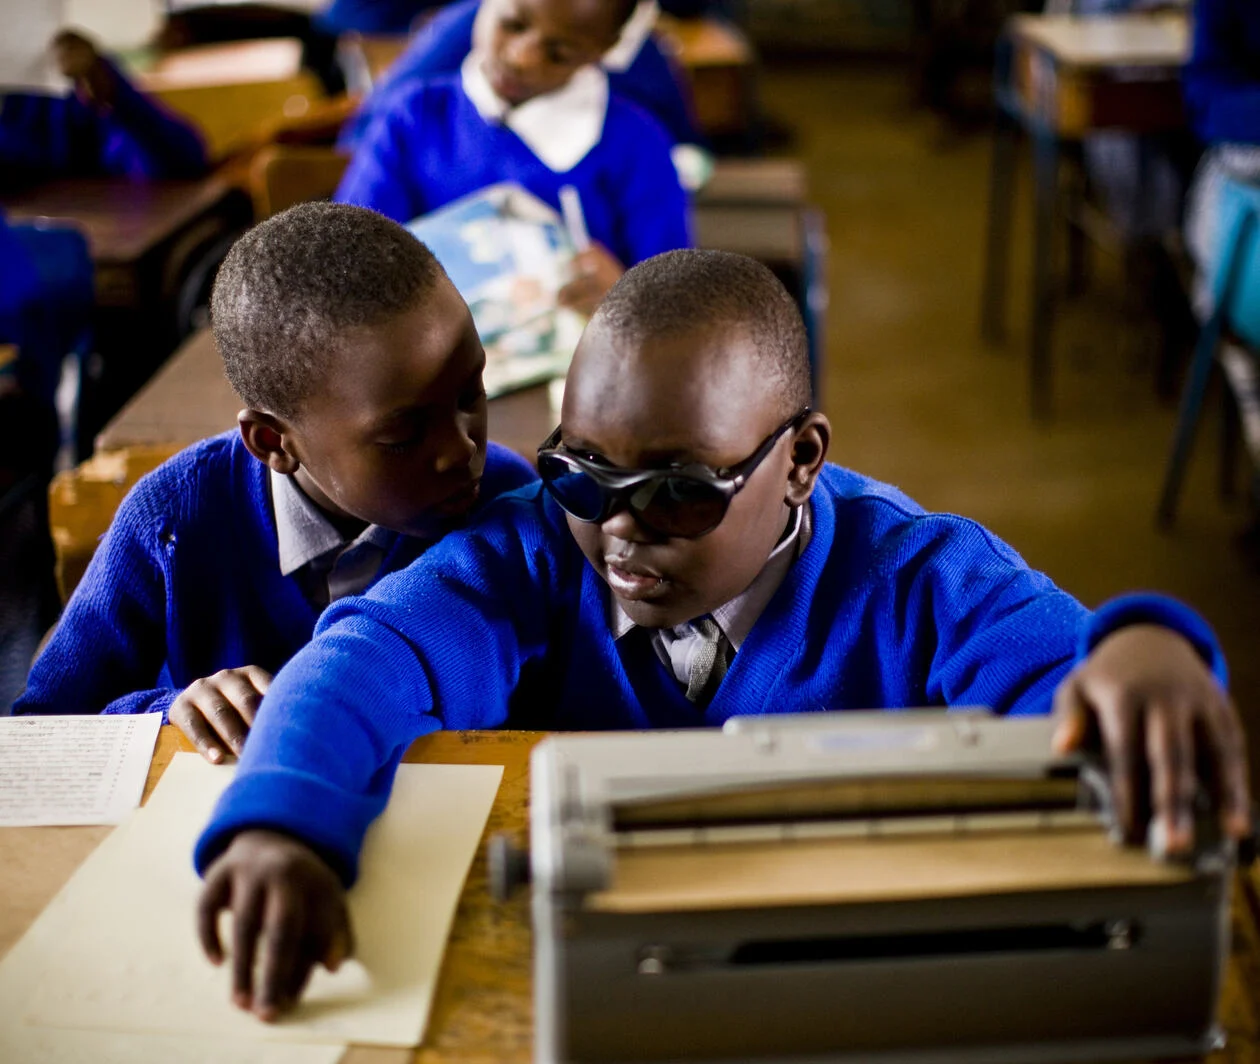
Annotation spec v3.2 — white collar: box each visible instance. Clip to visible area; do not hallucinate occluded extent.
[460,50,609,173]
[601,1,659,72]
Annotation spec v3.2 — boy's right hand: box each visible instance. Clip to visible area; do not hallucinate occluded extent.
[198,829,353,1021]
[170,666,271,763]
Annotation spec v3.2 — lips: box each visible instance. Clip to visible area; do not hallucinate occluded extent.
[605,558,669,602]
[436,479,481,514]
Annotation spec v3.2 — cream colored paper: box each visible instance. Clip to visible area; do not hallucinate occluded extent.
[0,713,161,826]
[10,753,503,1048]
[0,1025,345,1064]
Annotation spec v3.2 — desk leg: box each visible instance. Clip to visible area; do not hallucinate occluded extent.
[981,110,1018,346]
[1030,129,1059,419]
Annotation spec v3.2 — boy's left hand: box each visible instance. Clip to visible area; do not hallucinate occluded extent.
[558,245,624,318]
[1052,624,1252,857]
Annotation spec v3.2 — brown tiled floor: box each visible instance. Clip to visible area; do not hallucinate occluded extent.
[762,59,1260,784]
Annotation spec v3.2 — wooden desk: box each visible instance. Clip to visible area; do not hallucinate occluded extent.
[980,13,1190,417]
[656,15,758,143]
[0,177,242,309]
[132,39,327,161]
[2,726,1259,1063]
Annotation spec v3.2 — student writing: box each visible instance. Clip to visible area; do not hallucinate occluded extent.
[192,248,1251,1019]
[15,203,537,762]
[335,0,691,316]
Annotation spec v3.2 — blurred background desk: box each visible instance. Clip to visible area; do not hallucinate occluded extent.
[981,13,1189,417]
[132,38,327,162]
[0,177,252,452]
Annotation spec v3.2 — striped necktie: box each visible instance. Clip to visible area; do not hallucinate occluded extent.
[685,616,731,704]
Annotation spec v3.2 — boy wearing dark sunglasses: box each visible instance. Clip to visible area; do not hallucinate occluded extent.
[194,249,1250,1021]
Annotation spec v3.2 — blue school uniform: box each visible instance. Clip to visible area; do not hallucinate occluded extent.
[194,467,1223,880]
[316,0,436,35]
[0,63,207,188]
[335,68,690,267]
[1183,0,1260,147]
[339,0,699,151]
[0,214,93,406]
[14,432,537,721]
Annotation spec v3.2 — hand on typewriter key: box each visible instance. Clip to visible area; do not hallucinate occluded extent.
[197,830,352,1020]
[1051,624,1252,857]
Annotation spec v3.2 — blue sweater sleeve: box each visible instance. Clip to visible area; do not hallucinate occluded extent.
[335,102,427,224]
[1183,0,1260,145]
[337,0,476,151]
[1080,592,1228,686]
[14,477,179,720]
[193,489,561,882]
[88,62,207,179]
[606,103,692,265]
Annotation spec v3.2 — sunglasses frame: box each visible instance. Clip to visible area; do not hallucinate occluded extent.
[537,406,812,538]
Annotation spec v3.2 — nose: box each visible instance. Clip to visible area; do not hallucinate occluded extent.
[502,30,544,75]
[600,507,654,543]
[432,414,478,475]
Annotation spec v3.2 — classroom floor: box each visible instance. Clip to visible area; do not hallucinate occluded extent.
[762,59,1260,786]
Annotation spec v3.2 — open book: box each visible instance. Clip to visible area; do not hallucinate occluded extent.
[405,183,584,399]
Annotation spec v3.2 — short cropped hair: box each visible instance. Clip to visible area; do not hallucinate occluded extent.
[592,249,812,415]
[211,202,446,419]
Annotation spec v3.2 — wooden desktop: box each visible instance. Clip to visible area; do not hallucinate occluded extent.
[1,726,1258,1063]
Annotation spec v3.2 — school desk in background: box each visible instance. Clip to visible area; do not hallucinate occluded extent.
[981,11,1189,418]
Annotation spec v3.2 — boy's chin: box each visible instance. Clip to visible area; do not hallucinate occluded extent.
[612,592,700,632]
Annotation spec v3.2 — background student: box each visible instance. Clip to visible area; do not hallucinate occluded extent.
[193,250,1250,1020]
[14,203,536,762]
[0,30,206,191]
[335,0,692,316]
[339,0,701,155]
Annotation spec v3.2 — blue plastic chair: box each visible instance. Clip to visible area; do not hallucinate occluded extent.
[1157,176,1260,527]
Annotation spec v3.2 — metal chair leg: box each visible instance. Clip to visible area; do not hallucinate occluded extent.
[1157,209,1259,528]
[981,110,1018,346]
[1156,318,1221,528]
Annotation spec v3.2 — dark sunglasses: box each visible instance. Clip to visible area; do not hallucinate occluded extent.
[537,407,811,538]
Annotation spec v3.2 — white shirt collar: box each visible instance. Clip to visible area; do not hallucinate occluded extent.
[601,1,659,72]
[460,50,609,173]
[610,501,813,646]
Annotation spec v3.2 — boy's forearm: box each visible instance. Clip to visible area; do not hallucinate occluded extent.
[194,610,447,882]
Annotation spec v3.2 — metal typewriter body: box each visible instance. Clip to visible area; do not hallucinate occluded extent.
[527,711,1233,1064]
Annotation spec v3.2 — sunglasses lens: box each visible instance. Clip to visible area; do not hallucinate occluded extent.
[539,454,607,522]
[634,476,729,537]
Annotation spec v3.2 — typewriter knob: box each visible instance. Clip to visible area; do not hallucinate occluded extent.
[488,832,531,903]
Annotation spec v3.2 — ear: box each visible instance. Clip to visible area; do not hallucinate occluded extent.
[238,409,301,476]
[784,412,830,508]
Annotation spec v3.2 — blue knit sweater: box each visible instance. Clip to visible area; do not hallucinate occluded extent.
[194,466,1224,881]
[1183,0,1260,146]
[337,0,700,150]
[15,432,536,720]
[334,74,691,268]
